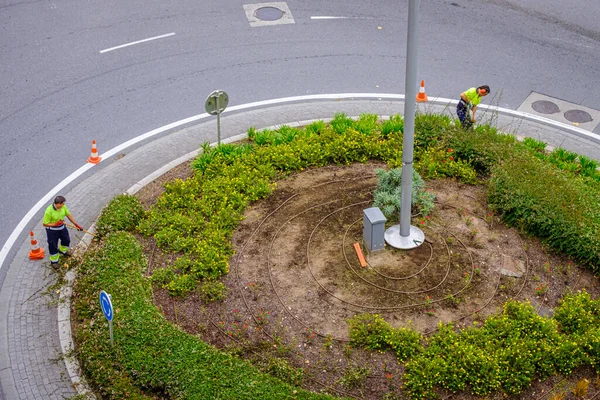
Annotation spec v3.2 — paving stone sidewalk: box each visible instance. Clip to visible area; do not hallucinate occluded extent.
[1,98,599,399]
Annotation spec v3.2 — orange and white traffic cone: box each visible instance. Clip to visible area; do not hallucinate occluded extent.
[416,80,428,102]
[28,231,45,260]
[87,140,102,164]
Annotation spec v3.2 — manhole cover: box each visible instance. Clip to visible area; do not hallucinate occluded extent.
[564,109,593,123]
[531,100,560,114]
[255,6,283,21]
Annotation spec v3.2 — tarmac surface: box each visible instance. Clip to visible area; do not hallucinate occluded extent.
[1,96,599,399]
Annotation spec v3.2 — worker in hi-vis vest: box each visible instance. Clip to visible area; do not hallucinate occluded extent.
[42,195,83,265]
[457,85,490,129]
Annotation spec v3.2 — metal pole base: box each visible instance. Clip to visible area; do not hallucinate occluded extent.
[384,224,425,250]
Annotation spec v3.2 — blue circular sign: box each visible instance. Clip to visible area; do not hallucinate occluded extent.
[99,290,113,321]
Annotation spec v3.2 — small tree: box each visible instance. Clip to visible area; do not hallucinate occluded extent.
[373,168,435,220]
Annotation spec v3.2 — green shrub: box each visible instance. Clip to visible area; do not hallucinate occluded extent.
[353,113,379,134]
[381,114,404,137]
[373,168,435,218]
[330,112,355,134]
[522,137,547,156]
[338,366,370,389]
[192,142,255,173]
[488,150,600,270]
[199,280,227,302]
[403,299,596,398]
[553,291,600,335]
[348,313,423,362]
[304,120,327,136]
[446,126,517,175]
[414,113,452,149]
[95,194,146,238]
[262,357,305,386]
[416,147,478,184]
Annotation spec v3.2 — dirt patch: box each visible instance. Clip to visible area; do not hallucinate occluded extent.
[137,161,600,399]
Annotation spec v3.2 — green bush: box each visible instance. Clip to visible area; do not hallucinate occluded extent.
[553,291,600,335]
[414,113,452,149]
[261,357,305,386]
[521,140,600,182]
[95,194,146,238]
[373,168,435,218]
[402,298,600,398]
[416,147,478,184]
[488,150,600,270]
[522,137,547,157]
[445,125,518,175]
[192,142,255,174]
[348,313,423,362]
[199,280,228,302]
[330,112,355,134]
[381,114,404,137]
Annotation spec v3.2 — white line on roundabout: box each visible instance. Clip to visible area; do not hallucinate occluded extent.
[1,93,598,274]
[99,32,176,54]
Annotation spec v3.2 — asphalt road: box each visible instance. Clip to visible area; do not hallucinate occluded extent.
[1,0,599,283]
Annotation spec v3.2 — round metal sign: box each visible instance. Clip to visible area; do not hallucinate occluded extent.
[99,290,113,321]
[205,90,229,115]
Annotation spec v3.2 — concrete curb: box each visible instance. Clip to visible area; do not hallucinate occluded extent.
[58,227,96,400]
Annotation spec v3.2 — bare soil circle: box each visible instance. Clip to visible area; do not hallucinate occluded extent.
[138,161,600,399]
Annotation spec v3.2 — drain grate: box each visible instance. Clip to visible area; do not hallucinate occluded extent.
[531,100,560,114]
[255,6,283,21]
[564,109,593,124]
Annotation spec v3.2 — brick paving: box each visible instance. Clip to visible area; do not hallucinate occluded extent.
[0,98,599,399]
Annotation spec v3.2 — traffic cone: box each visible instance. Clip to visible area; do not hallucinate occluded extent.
[28,231,45,260]
[416,80,428,102]
[87,140,102,164]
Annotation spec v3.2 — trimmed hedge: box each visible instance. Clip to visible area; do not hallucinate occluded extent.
[488,149,600,270]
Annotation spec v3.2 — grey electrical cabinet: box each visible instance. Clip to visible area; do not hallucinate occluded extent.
[363,207,387,252]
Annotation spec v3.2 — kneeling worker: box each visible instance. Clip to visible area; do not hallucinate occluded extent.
[42,195,83,265]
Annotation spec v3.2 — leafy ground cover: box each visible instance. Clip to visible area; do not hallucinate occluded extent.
[72,113,600,399]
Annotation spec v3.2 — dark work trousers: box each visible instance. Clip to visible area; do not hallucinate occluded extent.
[46,226,70,263]
[456,100,473,129]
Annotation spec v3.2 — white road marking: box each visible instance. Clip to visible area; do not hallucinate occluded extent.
[99,32,175,54]
[310,16,349,20]
[1,93,598,273]
[549,37,595,49]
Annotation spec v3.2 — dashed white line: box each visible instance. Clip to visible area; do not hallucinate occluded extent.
[310,16,349,20]
[99,32,175,54]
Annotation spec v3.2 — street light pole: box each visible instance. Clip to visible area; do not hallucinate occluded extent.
[384,0,425,250]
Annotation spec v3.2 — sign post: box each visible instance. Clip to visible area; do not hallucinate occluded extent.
[99,290,114,346]
[204,90,229,145]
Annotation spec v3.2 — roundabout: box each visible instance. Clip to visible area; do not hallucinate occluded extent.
[1,96,600,399]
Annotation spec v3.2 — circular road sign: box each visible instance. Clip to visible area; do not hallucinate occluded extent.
[99,290,113,321]
[205,90,229,115]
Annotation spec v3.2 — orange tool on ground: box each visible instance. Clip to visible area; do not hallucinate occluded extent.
[353,243,367,267]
